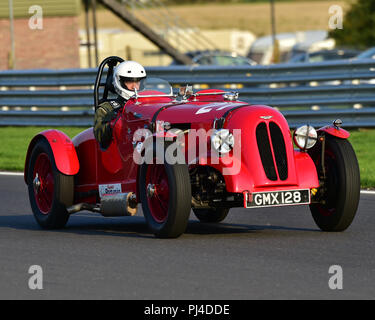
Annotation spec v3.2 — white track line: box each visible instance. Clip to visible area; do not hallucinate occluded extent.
[0,171,375,194]
[0,171,23,176]
[361,190,375,195]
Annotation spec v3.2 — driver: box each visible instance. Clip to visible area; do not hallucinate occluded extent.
[94,60,147,149]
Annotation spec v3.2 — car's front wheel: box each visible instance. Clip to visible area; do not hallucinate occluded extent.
[139,142,191,238]
[309,136,360,231]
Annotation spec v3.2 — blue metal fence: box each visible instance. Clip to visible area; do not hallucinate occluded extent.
[1,59,375,128]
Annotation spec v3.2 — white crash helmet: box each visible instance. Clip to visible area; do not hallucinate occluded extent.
[113,61,147,100]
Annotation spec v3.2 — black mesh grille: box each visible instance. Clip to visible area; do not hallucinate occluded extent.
[256,122,277,181]
[269,122,288,180]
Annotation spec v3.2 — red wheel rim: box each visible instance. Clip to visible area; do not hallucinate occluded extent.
[145,164,169,223]
[33,153,54,215]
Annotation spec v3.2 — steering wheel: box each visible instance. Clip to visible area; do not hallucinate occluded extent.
[94,56,124,111]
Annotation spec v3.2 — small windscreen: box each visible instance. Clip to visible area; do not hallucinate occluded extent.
[139,78,173,95]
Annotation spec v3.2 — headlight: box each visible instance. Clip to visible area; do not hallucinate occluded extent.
[293,125,317,150]
[211,129,235,154]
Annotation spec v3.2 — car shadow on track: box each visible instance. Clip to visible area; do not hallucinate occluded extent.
[0,213,153,239]
[186,220,319,236]
[0,211,319,239]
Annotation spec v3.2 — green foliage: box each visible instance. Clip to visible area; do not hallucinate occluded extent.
[329,0,375,49]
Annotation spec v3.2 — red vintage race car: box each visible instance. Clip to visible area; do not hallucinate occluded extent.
[24,56,361,238]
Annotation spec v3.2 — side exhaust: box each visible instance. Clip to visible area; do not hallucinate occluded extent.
[67,192,137,217]
[100,192,137,217]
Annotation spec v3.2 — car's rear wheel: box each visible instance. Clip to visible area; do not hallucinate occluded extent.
[309,136,360,231]
[193,208,229,223]
[139,141,191,238]
[27,139,74,229]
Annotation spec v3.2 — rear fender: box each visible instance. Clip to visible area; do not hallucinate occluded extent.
[24,130,80,183]
[318,125,350,139]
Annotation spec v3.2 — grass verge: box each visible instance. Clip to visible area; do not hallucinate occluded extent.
[0,127,88,172]
[0,126,373,188]
[347,129,375,189]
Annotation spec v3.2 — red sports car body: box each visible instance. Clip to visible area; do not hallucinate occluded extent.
[24,57,360,238]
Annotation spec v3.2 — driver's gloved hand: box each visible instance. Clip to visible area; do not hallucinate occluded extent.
[93,102,117,150]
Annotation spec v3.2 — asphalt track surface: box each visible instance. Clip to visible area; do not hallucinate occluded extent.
[0,173,374,300]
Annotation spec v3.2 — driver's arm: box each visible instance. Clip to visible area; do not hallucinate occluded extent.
[93,101,117,150]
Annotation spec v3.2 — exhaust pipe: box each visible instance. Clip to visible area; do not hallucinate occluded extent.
[67,203,100,215]
[67,192,137,217]
[100,192,137,217]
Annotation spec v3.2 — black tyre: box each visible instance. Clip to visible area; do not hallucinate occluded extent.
[193,208,229,223]
[27,139,74,229]
[309,136,360,231]
[139,141,191,238]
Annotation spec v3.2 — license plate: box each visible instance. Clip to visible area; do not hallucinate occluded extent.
[244,189,310,208]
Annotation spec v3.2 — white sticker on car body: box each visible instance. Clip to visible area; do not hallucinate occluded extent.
[99,183,122,197]
[195,103,234,115]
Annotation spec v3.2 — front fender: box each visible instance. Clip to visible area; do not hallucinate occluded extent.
[318,125,350,139]
[24,130,80,183]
